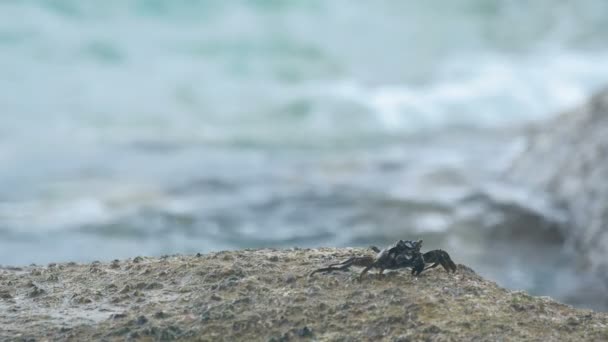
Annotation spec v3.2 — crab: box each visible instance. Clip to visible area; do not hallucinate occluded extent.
[310,239,457,279]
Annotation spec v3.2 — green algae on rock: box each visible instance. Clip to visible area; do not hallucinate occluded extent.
[1,248,607,341]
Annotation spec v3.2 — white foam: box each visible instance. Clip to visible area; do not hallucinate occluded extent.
[0,182,166,232]
[323,50,608,133]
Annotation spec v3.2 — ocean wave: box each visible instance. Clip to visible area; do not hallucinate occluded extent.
[2,1,608,147]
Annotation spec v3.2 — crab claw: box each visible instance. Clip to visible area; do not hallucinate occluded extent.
[422,249,457,273]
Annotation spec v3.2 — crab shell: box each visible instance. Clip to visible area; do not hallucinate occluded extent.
[374,239,423,268]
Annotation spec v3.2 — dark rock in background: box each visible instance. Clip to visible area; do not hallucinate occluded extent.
[509,87,608,278]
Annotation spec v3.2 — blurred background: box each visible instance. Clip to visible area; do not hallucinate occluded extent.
[1,1,608,310]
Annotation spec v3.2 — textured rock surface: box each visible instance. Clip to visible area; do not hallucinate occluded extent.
[509,88,608,276]
[1,248,607,341]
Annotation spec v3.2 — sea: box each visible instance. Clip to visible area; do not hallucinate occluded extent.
[2,0,608,310]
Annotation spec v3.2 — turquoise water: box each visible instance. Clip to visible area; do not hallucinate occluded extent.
[2,1,608,310]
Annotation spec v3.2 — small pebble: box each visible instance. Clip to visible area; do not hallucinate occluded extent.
[295,326,313,337]
[154,311,168,319]
[110,260,121,269]
[136,315,148,325]
[28,286,45,298]
[111,313,127,320]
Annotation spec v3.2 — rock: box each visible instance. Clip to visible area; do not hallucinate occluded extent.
[135,315,148,325]
[295,326,313,337]
[110,313,127,320]
[27,284,45,298]
[154,311,168,319]
[509,87,608,278]
[0,248,606,341]
[110,260,121,269]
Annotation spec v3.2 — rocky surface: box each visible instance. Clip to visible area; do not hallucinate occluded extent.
[1,248,607,341]
[508,87,608,277]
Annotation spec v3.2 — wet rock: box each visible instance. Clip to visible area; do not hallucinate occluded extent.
[509,87,608,284]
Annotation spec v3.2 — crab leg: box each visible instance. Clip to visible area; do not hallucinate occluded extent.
[410,257,426,276]
[310,256,374,276]
[422,250,457,273]
[358,264,382,280]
